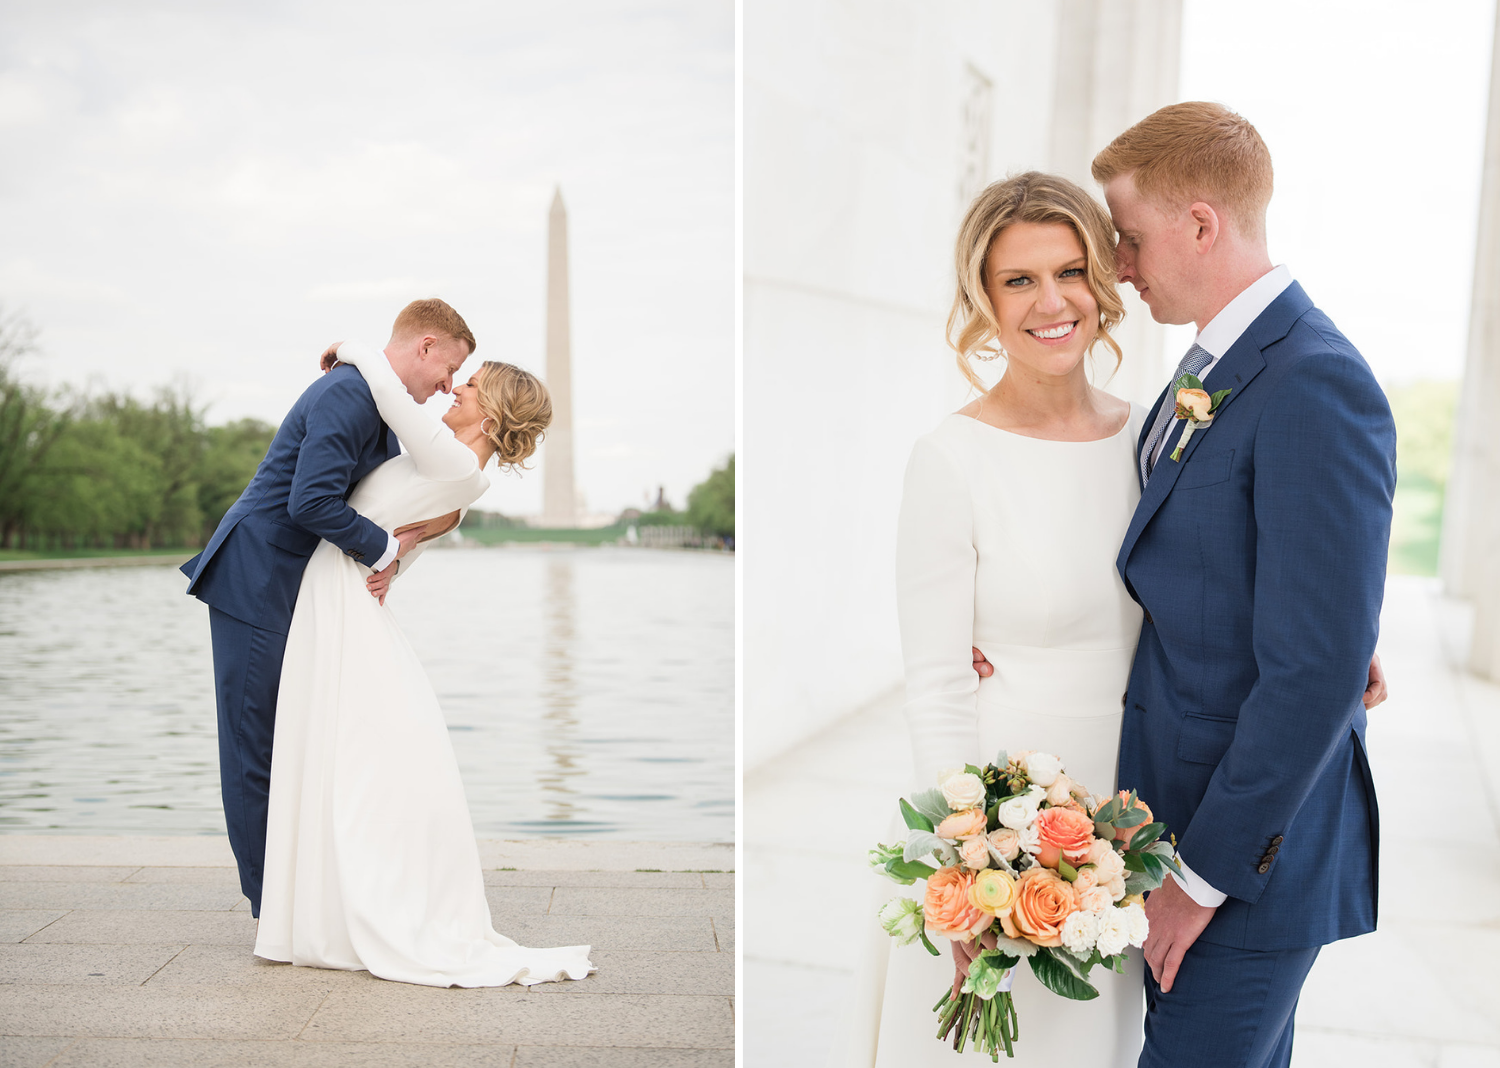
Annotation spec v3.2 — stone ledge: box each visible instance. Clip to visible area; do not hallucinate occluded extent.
[0,836,735,873]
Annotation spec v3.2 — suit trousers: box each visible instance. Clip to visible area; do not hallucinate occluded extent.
[1141,940,1321,1068]
[208,606,289,917]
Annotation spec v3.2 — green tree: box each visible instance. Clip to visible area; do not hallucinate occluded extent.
[0,310,72,547]
[687,454,734,539]
[196,418,276,540]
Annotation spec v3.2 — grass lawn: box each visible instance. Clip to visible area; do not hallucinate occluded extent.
[457,524,628,547]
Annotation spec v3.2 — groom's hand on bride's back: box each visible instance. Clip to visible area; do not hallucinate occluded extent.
[970,648,993,678]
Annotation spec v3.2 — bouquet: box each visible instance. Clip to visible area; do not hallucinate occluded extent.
[870,750,1181,1060]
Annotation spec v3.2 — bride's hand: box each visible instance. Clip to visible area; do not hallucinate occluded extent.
[319,342,343,373]
[949,927,998,998]
[366,559,397,605]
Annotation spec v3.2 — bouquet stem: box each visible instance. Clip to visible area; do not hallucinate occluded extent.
[934,984,1019,1061]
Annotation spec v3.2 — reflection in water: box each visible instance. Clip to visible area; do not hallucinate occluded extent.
[538,556,585,826]
[0,548,733,841]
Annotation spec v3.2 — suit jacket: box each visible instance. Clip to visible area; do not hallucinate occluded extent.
[1116,281,1396,950]
[181,364,401,634]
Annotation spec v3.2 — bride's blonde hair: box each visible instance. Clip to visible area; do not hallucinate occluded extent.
[947,171,1125,392]
[475,362,552,471]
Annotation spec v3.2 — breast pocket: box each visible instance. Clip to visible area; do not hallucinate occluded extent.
[1177,448,1234,490]
[1176,712,1237,765]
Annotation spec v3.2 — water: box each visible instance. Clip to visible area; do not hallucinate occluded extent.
[0,547,733,841]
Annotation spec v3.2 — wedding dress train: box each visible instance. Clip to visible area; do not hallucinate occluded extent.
[254,345,594,987]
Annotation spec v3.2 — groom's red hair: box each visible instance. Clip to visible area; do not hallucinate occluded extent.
[1092,102,1273,241]
[390,298,476,354]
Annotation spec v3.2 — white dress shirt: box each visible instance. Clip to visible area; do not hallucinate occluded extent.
[1150,264,1293,908]
[1150,264,1294,469]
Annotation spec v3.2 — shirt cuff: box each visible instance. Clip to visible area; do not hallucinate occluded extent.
[1169,855,1229,907]
[370,533,400,573]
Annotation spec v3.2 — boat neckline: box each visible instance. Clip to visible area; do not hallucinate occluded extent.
[951,409,1136,444]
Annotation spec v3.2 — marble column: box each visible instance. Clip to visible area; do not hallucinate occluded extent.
[1444,2,1500,677]
[541,187,578,528]
[1048,0,1184,407]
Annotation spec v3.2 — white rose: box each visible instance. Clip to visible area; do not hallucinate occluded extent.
[1122,902,1149,947]
[938,769,987,811]
[996,787,1044,830]
[1044,774,1076,808]
[1022,752,1063,788]
[1095,908,1131,957]
[1060,909,1101,956]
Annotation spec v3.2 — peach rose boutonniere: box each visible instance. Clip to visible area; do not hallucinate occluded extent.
[1169,372,1232,462]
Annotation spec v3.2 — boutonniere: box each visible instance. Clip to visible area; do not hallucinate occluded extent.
[1169,373,1232,461]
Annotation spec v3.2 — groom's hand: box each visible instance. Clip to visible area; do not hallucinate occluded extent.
[1142,875,1216,993]
[319,342,343,373]
[1363,652,1387,709]
[970,647,993,678]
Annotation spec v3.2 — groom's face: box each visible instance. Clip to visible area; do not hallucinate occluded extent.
[1104,175,1198,327]
[409,335,472,402]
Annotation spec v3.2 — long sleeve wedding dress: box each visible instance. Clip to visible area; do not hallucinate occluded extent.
[869,407,1147,1066]
[254,345,594,988]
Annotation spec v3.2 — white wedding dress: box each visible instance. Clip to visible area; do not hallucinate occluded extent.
[870,407,1148,1066]
[254,345,594,988]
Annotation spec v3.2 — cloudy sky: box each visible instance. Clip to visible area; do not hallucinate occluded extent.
[0,0,733,518]
[1174,0,1494,385]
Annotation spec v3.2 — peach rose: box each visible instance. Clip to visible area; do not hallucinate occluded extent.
[959,837,990,871]
[1104,875,1127,902]
[1111,792,1154,849]
[1079,886,1113,913]
[1035,807,1097,869]
[1073,867,1098,893]
[1088,841,1126,885]
[924,866,990,942]
[936,808,988,841]
[999,867,1078,947]
[1176,387,1212,421]
[987,828,1020,862]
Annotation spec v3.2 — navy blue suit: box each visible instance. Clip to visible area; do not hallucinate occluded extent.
[1117,283,1395,1066]
[181,364,400,914]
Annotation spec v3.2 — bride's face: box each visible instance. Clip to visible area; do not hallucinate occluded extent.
[982,221,1099,380]
[442,374,484,433]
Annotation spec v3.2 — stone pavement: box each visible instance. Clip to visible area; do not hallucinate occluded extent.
[0,836,734,1067]
[746,575,1500,1067]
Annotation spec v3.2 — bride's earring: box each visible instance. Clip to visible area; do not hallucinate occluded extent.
[480,417,495,436]
[974,341,1008,362]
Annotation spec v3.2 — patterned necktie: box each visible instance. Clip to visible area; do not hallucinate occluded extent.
[1141,343,1213,486]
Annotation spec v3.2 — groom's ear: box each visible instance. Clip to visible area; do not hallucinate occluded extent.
[1188,202,1220,251]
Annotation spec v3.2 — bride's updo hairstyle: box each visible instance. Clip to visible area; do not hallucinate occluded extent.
[947,171,1125,392]
[474,362,553,471]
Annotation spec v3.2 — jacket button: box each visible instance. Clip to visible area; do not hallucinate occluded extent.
[1265,844,1279,856]
[1270,836,1284,846]
[1257,861,1271,874]
[1143,609,1154,624]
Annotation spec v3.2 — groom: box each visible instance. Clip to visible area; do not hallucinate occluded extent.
[1097,103,1395,1066]
[181,297,476,917]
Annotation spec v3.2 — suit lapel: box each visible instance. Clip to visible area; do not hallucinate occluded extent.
[1117,281,1312,577]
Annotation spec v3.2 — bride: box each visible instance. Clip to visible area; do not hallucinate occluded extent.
[877,172,1147,1065]
[253,339,595,989]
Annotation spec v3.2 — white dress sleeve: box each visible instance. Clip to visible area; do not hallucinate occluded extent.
[334,341,479,483]
[895,431,981,786]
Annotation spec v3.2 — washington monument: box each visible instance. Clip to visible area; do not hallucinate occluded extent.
[541,186,578,527]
